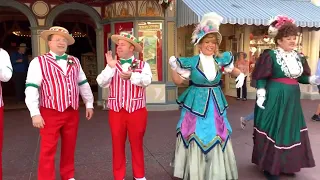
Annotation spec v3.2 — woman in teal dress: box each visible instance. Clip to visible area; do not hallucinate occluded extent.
[168,12,245,180]
[251,15,318,180]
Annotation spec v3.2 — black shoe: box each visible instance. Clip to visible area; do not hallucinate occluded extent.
[263,171,279,180]
[311,114,320,121]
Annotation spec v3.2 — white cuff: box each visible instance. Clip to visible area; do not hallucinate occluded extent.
[141,76,151,86]
[85,102,94,109]
[256,88,266,98]
[105,65,116,74]
[224,62,234,73]
[309,75,319,85]
[30,109,41,118]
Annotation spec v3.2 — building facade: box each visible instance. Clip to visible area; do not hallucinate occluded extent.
[1,0,320,111]
[0,0,179,110]
[176,0,320,100]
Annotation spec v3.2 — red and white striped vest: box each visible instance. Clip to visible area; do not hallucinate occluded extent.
[108,59,146,113]
[0,82,3,107]
[38,53,81,112]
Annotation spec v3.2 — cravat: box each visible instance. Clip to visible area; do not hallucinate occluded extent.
[120,58,132,64]
[56,54,68,60]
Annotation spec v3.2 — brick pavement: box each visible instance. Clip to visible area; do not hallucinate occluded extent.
[2,98,320,180]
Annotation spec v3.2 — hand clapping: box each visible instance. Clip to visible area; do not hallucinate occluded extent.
[105,51,117,68]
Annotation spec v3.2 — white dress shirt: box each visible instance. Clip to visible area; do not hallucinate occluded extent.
[25,51,94,117]
[0,48,13,82]
[96,55,152,88]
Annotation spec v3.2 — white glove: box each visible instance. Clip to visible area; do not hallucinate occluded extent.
[309,75,320,85]
[169,56,178,70]
[235,73,245,88]
[256,89,266,109]
[169,56,191,79]
[179,69,191,79]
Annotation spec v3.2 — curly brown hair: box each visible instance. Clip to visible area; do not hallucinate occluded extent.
[273,22,299,45]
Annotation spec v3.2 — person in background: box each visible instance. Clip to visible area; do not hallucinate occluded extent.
[235,52,249,100]
[240,49,271,130]
[311,84,320,121]
[311,53,320,121]
[10,43,29,103]
[0,47,13,180]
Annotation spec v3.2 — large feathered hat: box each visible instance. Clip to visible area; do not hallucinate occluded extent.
[268,15,295,37]
[191,12,223,45]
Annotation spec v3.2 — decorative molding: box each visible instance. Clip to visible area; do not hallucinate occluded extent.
[0,0,38,27]
[139,0,162,17]
[32,1,50,17]
[45,2,102,29]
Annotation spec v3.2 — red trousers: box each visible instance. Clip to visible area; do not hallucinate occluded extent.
[109,108,147,180]
[0,107,3,180]
[38,107,79,180]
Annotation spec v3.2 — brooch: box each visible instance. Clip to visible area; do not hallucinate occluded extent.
[67,58,74,65]
[130,61,139,71]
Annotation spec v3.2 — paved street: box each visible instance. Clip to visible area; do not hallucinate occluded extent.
[2,98,320,180]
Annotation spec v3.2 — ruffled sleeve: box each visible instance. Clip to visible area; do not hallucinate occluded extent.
[252,49,273,89]
[215,51,234,73]
[176,56,197,70]
[297,54,311,84]
[216,51,233,65]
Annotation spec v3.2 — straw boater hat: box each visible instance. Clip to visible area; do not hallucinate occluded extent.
[191,12,223,45]
[40,26,75,45]
[111,32,142,52]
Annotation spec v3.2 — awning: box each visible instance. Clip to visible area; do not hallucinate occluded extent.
[177,0,320,28]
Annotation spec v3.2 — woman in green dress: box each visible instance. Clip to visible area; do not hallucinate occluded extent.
[168,12,246,180]
[251,15,318,180]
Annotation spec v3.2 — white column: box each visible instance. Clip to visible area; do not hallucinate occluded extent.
[95,28,105,106]
[301,30,320,99]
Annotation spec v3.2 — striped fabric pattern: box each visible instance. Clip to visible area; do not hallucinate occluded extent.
[38,53,81,112]
[0,83,3,107]
[179,0,320,28]
[108,59,146,113]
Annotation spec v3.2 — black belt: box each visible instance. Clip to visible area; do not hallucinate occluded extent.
[190,81,219,87]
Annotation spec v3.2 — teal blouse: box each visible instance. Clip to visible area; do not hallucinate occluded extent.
[176,52,234,117]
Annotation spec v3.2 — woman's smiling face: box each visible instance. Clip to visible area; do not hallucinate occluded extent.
[198,33,218,56]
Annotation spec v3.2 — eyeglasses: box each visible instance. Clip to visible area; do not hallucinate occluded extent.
[50,38,68,43]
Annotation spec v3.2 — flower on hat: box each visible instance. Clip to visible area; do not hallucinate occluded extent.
[121,32,141,44]
[268,15,295,37]
[191,12,223,45]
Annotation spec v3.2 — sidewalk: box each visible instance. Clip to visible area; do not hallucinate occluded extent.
[2,98,320,180]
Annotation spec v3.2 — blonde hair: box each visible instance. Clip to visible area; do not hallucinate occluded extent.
[198,33,221,57]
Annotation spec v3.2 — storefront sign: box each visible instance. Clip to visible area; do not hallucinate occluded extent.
[139,24,160,30]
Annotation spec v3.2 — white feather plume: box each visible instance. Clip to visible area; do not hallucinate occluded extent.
[201,12,223,30]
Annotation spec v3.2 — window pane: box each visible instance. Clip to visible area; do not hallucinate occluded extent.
[138,21,163,81]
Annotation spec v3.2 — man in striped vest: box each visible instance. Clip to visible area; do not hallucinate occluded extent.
[96,32,152,180]
[25,26,94,180]
[0,48,13,180]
